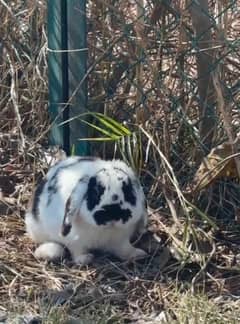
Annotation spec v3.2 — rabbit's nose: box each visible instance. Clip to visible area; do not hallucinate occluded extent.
[112,194,118,201]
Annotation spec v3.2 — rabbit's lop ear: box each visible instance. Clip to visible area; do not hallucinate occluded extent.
[61,175,102,236]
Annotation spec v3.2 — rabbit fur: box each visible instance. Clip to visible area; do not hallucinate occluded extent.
[25,156,148,264]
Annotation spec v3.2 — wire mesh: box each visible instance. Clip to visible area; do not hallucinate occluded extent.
[86,0,240,220]
[87,1,240,142]
[1,0,240,221]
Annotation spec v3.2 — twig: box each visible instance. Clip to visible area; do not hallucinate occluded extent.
[6,51,25,150]
[162,174,181,226]
[212,71,240,179]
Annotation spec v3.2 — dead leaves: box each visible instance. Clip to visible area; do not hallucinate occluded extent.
[190,140,240,193]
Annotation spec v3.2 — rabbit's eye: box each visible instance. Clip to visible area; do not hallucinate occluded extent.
[86,176,105,211]
[112,194,118,201]
[122,178,136,206]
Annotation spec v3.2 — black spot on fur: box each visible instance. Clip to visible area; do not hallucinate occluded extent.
[32,178,47,220]
[61,197,72,236]
[86,176,105,211]
[61,222,72,237]
[47,167,63,205]
[65,196,72,215]
[144,199,147,209]
[122,177,136,206]
[93,203,132,225]
[47,178,58,205]
[112,194,118,201]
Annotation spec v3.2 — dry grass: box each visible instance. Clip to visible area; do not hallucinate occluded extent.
[1,212,240,323]
[1,0,240,323]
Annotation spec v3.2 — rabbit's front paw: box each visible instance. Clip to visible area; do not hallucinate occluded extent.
[73,253,94,265]
[130,248,147,260]
[113,242,147,261]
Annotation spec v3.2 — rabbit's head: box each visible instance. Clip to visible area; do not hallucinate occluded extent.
[61,163,146,236]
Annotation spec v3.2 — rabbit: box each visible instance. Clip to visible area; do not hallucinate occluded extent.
[25,156,148,265]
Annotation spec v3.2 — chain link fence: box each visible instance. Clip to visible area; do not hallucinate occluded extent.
[87,0,240,144]
[1,0,240,220]
[86,0,240,220]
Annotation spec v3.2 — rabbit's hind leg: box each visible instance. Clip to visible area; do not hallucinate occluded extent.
[34,242,66,262]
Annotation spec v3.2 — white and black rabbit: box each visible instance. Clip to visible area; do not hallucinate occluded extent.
[25,156,148,264]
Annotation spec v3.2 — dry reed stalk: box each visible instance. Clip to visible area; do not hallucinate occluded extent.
[135,0,144,123]
[212,71,240,179]
[6,51,25,150]
[188,0,216,154]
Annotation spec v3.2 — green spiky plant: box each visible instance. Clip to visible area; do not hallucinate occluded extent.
[61,112,143,175]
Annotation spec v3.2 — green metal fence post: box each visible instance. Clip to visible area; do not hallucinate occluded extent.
[67,1,88,155]
[47,1,88,156]
[48,0,69,153]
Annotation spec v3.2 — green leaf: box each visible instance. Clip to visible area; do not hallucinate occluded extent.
[78,137,118,142]
[94,113,131,136]
[83,112,131,137]
[93,115,124,137]
[80,119,120,140]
